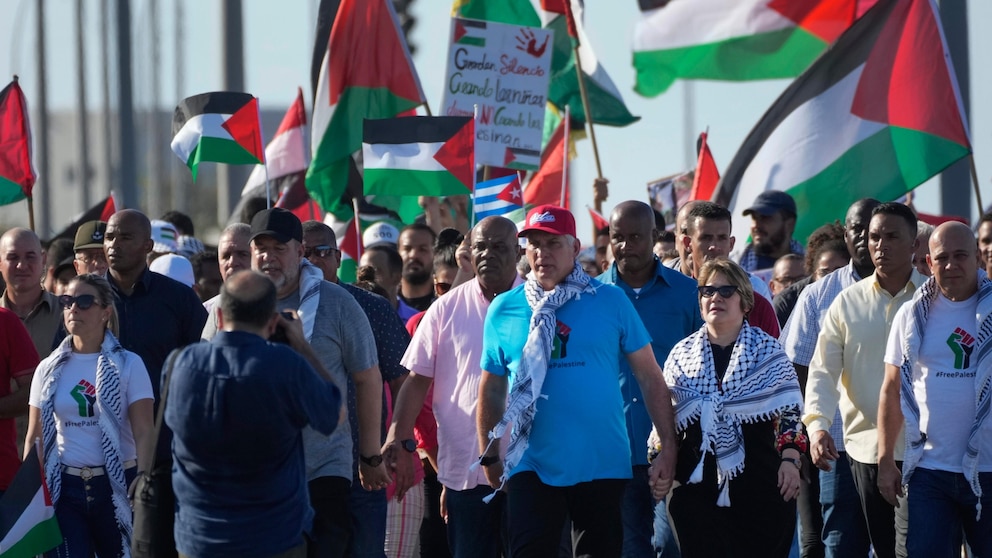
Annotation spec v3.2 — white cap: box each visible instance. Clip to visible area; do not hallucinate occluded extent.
[149,254,195,287]
[150,220,179,254]
[363,222,399,249]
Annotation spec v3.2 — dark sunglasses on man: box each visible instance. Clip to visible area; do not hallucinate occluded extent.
[304,245,337,260]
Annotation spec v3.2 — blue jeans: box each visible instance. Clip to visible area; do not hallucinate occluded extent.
[348,480,387,558]
[621,465,680,557]
[906,468,992,558]
[445,485,505,558]
[49,467,137,558]
[819,455,870,558]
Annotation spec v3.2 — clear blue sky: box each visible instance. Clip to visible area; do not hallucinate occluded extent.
[4,0,990,242]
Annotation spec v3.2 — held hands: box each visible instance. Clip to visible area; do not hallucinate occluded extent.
[878,458,904,507]
[777,458,802,502]
[380,441,414,501]
[648,445,675,501]
[809,429,839,471]
[359,459,392,492]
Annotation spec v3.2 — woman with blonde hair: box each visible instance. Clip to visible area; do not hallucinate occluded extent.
[650,258,806,557]
[25,273,154,558]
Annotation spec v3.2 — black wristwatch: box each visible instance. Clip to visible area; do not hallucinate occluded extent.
[400,439,418,453]
[360,454,383,467]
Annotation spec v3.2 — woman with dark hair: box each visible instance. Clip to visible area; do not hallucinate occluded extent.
[25,274,154,558]
[432,228,464,297]
[651,258,806,557]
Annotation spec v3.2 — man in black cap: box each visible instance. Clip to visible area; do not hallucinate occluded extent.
[737,190,805,273]
[201,208,390,558]
[72,220,109,276]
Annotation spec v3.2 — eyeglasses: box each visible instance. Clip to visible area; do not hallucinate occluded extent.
[773,275,804,285]
[304,245,337,260]
[74,253,107,265]
[434,282,453,295]
[59,294,101,310]
[698,285,738,299]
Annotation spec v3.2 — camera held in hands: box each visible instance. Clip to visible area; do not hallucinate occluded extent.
[269,310,296,344]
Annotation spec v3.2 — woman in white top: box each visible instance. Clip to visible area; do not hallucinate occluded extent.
[25,273,154,558]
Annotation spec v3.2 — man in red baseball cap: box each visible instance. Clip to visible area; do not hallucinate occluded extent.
[476,204,677,557]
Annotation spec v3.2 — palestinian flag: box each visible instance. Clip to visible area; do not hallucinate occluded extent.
[587,205,609,230]
[474,174,523,220]
[171,92,265,181]
[48,194,117,244]
[715,0,971,245]
[454,19,487,47]
[544,0,639,127]
[325,205,403,283]
[0,78,36,206]
[0,445,61,557]
[307,0,426,217]
[362,116,474,197]
[452,0,540,27]
[689,131,720,201]
[632,0,863,97]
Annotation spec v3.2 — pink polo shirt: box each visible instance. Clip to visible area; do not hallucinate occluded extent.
[400,276,521,490]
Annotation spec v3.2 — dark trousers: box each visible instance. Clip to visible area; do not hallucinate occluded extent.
[506,471,626,558]
[847,456,908,558]
[307,476,352,558]
[50,468,137,558]
[419,461,451,558]
[797,460,824,558]
[445,484,506,558]
[347,481,386,558]
[819,454,870,558]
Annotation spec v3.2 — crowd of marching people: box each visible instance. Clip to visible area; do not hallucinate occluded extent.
[1,186,992,558]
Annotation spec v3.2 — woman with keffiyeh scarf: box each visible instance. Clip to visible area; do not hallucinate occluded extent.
[650,259,807,557]
[25,274,154,558]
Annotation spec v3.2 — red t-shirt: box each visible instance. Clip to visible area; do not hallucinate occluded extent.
[748,293,781,339]
[0,308,40,489]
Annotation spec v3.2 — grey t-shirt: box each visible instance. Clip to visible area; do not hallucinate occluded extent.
[201,279,377,481]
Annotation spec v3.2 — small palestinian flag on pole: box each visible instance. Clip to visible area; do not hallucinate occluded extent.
[362,116,475,197]
[0,443,61,557]
[0,77,35,207]
[171,92,266,181]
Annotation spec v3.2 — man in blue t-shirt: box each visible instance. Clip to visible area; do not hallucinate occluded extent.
[168,270,343,558]
[477,204,677,558]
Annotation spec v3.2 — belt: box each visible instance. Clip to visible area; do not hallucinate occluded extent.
[63,460,137,480]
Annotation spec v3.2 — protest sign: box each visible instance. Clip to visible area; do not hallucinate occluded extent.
[647,170,693,230]
[442,17,553,171]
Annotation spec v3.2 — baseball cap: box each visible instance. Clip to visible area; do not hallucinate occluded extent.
[250,208,303,244]
[150,220,179,253]
[742,191,797,218]
[363,222,399,249]
[74,221,107,251]
[149,254,195,287]
[53,257,77,279]
[518,205,576,238]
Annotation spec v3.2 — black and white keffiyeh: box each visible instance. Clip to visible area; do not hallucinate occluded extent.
[483,261,596,488]
[38,332,133,557]
[897,273,992,519]
[665,322,802,506]
[297,259,324,341]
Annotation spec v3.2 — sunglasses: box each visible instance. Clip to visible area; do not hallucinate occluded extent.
[59,294,102,310]
[698,285,739,299]
[304,245,337,259]
[434,282,453,295]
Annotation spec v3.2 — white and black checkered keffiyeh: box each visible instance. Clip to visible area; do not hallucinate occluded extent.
[897,273,992,519]
[665,322,802,506]
[38,332,133,557]
[296,258,324,341]
[484,261,595,489]
[738,239,805,272]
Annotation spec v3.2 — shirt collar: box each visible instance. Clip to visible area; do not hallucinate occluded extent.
[606,257,671,289]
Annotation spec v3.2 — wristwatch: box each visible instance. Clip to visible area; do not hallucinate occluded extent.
[360,454,383,467]
[400,439,418,453]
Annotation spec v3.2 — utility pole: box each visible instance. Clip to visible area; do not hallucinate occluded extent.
[218,0,246,224]
[172,0,190,214]
[100,0,115,198]
[35,0,51,234]
[117,0,138,210]
[75,0,91,213]
[147,0,166,217]
[939,0,971,218]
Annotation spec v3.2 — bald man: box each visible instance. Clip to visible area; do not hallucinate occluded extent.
[598,201,701,557]
[203,223,252,314]
[0,228,61,356]
[878,222,992,556]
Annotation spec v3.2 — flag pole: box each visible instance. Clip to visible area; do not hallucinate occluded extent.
[969,154,985,215]
[471,104,479,230]
[560,106,569,207]
[27,197,35,232]
[352,196,363,262]
[563,0,604,207]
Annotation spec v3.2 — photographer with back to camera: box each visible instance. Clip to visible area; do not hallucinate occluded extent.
[167,270,344,557]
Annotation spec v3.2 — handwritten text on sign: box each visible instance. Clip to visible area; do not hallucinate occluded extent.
[442,18,553,171]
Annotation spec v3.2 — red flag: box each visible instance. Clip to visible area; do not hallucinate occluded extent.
[99,195,117,221]
[689,131,719,201]
[524,119,569,208]
[587,206,609,231]
[0,78,36,205]
[541,0,567,14]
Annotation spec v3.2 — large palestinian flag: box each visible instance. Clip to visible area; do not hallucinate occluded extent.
[307,0,426,217]
[171,92,265,181]
[0,78,36,206]
[715,0,971,245]
[633,0,862,97]
[0,445,61,557]
[362,116,475,197]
